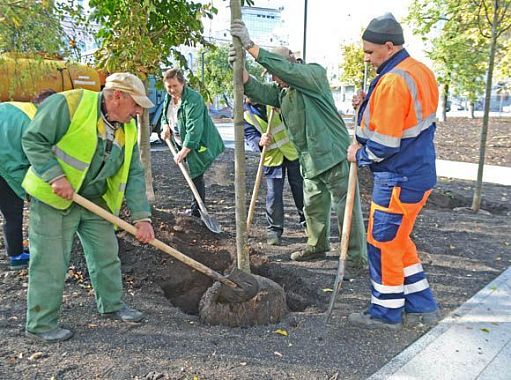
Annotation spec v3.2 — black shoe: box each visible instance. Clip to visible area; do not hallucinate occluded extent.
[25,327,74,343]
[101,305,144,322]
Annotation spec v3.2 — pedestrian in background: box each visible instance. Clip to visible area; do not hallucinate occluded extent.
[22,73,155,342]
[230,21,367,272]
[160,68,224,217]
[243,98,305,245]
[0,89,55,270]
[348,13,440,329]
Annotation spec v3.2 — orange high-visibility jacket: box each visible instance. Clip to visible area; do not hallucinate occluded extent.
[356,49,439,190]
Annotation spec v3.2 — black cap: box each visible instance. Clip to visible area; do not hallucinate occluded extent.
[362,13,404,45]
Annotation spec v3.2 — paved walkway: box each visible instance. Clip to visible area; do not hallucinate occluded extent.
[369,267,511,380]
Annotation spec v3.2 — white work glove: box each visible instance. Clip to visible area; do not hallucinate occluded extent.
[230,19,253,49]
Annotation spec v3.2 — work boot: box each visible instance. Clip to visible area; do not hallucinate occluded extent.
[348,311,402,330]
[101,305,144,322]
[9,252,30,270]
[404,310,441,328]
[290,245,329,261]
[266,231,281,246]
[25,327,74,343]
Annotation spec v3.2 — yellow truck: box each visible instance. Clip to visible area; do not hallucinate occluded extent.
[0,52,105,102]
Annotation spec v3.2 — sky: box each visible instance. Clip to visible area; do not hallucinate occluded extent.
[206,0,427,69]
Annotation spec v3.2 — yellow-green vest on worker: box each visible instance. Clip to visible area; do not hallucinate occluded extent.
[22,89,137,216]
[10,102,37,118]
[243,106,298,167]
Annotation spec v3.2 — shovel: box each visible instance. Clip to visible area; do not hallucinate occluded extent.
[72,193,258,303]
[246,107,275,234]
[325,82,367,324]
[164,139,222,234]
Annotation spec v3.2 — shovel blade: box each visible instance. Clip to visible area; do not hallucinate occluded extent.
[199,209,222,234]
[217,269,259,303]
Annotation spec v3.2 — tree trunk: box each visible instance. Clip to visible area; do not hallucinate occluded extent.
[438,83,449,122]
[468,102,475,119]
[471,3,499,212]
[230,0,250,273]
[138,108,155,203]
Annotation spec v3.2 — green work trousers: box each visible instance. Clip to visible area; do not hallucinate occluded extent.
[26,199,123,333]
[303,161,368,266]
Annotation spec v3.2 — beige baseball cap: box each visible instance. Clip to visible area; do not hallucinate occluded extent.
[104,72,154,108]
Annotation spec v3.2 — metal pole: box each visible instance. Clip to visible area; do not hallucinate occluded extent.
[302,0,308,62]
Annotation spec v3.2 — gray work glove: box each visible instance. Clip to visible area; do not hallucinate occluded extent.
[227,44,237,68]
[227,44,245,68]
[230,19,253,49]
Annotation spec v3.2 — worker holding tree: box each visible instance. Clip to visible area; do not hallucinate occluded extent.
[22,73,155,343]
[348,13,440,329]
[160,68,224,218]
[243,98,305,245]
[0,89,55,270]
[230,20,367,269]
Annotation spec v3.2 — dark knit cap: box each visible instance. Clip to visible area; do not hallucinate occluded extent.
[362,13,404,45]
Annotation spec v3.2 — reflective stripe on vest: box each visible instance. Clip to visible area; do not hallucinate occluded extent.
[244,107,298,166]
[22,90,137,214]
[102,122,137,216]
[9,102,37,119]
[357,68,436,148]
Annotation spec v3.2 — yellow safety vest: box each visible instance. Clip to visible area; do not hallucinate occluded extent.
[244,106,298,167]
[22,90,137,215]
[9,102,37,119]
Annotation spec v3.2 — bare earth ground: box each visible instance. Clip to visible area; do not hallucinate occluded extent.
[0,117,510,379]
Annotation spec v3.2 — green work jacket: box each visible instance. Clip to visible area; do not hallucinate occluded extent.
[244,48,350,179]
[22,89,151,221]
[161,86,224,178]
[0,102,37,199]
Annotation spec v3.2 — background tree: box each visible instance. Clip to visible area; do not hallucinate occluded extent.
[469,0,511,211]
[407,0,488,120]
[339,43,375,90]
[0,0,83,57]
[408,0,511,211]
[88,0,216,201]
[199,44,264,108]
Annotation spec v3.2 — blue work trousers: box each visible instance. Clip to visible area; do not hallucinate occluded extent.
[266,158,304,235]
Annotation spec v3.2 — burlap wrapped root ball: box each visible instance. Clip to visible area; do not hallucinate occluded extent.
[199,274,288,327]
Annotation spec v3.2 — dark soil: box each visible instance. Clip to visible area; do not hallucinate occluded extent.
[0,116,510,379]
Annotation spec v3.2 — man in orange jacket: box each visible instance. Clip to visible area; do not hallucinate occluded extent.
[348,13,439,329]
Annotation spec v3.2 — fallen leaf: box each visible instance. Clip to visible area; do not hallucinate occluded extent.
[274,328,288,337]
[322,288,334,293]
[29,352,44,361]
[481,328,490,333]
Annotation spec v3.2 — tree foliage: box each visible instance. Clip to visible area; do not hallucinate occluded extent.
[339,43,375,89]
[199,44,264,106]
[408,0,511,211]
[406,0,489,117]
[0,0,84,58]
[89,0,216,79]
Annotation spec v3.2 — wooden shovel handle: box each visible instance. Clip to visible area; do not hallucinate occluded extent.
[246,107,275,233]
[72,193,236,288]
[165,139,208,214]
